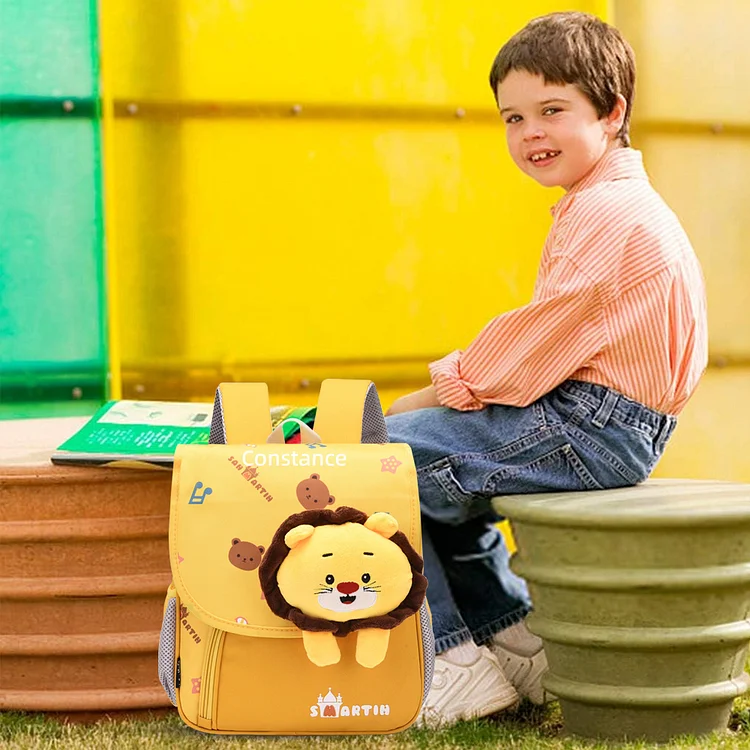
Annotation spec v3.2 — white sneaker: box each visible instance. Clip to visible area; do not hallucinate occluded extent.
[489,620,551,705]
[417,641,519,728]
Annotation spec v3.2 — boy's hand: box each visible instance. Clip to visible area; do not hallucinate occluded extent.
[385,385,441,416]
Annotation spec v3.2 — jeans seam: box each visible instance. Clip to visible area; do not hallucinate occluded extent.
[474,422,558,463]
[416,427,558,479]
[563,444,603,490]
[534,401,547,428]
[483,443,576,490]
[478,430,555,463]
[418,453,496,477]
[417,425,556,476]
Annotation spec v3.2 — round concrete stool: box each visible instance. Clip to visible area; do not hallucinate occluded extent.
[495,479,750,742]
[0,417,173,712]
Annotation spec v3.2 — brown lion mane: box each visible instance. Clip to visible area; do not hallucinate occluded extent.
[259,506,428,636]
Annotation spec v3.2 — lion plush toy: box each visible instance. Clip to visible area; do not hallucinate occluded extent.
[259,506,427,668]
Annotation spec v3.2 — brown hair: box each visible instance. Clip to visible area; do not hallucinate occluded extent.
[488,12,636,147]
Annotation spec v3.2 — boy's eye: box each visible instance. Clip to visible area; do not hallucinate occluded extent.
[543,107,561,115]
[504,114,522,124]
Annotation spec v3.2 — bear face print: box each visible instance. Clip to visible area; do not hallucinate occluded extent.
[295,473,336,510]
[228,538,265,571]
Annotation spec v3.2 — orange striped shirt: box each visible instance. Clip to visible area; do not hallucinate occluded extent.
[430,148,708,416]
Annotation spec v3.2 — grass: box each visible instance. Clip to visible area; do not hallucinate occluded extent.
[4,700,750,750]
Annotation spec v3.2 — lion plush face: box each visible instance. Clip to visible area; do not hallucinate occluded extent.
[276,514,414,623]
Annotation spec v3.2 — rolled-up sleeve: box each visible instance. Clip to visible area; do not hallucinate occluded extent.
[429,257,608,410]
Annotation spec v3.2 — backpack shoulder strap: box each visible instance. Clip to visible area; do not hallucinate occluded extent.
[209,383,273,444]
[313,379,388,444]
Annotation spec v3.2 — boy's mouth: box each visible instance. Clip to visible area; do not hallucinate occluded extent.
[528,150,561,166]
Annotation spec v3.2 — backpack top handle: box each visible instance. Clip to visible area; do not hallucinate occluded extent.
[209,382,272,444]
[313,379,388,444]
[209,379,388,446]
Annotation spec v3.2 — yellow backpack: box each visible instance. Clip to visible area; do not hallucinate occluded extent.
[158,380,433,734]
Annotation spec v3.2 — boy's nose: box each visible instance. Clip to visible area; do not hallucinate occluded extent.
[523,126,546,141]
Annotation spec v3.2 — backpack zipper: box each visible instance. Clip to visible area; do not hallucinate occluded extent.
[198,627,226,727]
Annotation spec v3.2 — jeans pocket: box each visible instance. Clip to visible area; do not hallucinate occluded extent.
[486,444,603,495]
[566,424,646,486]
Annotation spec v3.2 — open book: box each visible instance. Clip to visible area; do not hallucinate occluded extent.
[50,400,316,468]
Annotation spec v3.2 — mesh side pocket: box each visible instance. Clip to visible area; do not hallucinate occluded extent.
[158,597,178,706]
[362,383,388,443]
[419,602,435,706]
[209,388,226,444]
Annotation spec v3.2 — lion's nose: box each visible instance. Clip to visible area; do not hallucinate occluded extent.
[337,582,359,595]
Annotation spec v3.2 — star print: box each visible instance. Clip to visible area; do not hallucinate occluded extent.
[178,554,185,564]
[380,456,402,474]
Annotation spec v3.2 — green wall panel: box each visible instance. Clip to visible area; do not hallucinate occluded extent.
[0,120,105,365]
[0,0,107,406]
[0,0,96,97]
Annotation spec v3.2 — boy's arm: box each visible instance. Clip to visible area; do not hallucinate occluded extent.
[430,256,607,411]
[385,385,440,416]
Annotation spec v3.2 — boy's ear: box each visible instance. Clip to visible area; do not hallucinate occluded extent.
[605,94,627,139]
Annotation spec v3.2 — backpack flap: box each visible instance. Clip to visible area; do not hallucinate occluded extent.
[169,441,420,638]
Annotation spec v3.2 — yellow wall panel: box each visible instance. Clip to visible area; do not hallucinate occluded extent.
[636,134,750,360]
[616,0,750,123]
[101,0,614,398]
[178,120,550,364]
[652,368,750,482]
[107,1,608,105]
[102,1,614,378]
[105,2,183,100]
[110,119,187,363]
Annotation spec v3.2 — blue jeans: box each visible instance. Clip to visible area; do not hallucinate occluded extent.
[386,380,676,653]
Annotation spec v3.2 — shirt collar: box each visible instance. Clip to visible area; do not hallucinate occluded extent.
[551,147,648,217]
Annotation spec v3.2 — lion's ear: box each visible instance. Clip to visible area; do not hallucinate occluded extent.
[285,524,315,549]
[364,512,398,538]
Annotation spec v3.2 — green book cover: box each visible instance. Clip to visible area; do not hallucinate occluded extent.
[52,400,212,467]
[51,400,318,468]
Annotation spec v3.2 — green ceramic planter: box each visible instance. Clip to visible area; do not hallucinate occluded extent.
[494,479,750,742]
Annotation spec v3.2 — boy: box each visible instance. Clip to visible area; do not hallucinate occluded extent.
[386,12,707,728]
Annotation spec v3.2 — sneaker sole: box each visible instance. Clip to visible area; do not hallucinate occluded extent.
[462,683,520,719]
[419,683,519,728]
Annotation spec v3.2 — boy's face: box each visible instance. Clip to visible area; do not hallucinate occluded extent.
[497,71,622,191]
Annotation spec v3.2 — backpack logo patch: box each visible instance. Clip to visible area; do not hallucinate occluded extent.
[310,688,390,718]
